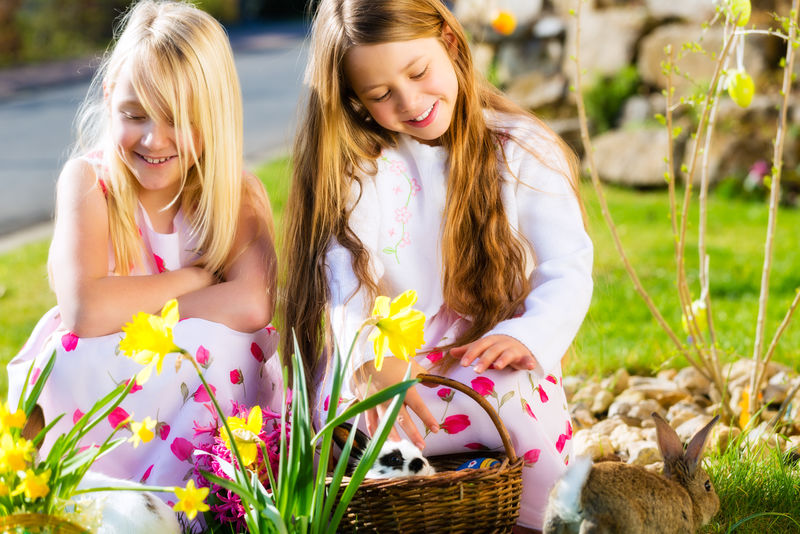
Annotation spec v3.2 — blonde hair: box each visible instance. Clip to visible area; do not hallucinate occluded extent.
[71,0,242,276]
[282,0,582,378]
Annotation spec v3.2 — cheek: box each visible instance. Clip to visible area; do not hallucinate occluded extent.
[365,102,396,129]
[110,120,136,149]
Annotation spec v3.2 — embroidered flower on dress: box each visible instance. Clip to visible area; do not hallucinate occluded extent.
[394,206,411,224]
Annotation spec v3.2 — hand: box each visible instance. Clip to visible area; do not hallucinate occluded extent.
[353,357,439,450]
[451,334,537,373]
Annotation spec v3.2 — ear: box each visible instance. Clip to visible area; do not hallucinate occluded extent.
[331,422,370,455]
[21,404,45,446]
[652,412,684,475]
[684,415,719,475]
[440,23,458,58]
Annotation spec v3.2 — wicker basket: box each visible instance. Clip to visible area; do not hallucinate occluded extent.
[334,373,524,533]
[0,513,86,534]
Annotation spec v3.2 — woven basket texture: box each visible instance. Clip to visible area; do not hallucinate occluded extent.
[333,374,524,533]
[0,513,86,534]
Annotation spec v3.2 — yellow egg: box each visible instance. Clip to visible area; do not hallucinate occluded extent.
[491,10,517,36]
[728,0,751,27]
[727,70,755,108]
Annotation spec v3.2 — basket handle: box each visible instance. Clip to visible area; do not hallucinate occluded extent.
[417,373,518,463]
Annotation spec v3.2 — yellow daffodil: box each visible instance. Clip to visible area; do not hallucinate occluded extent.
[0,402,26,430]
[738,389,751,429]
[119,299,181,383]
[368,290,426,371]
[727,70,755,108]
[220,406,262,467]
[0,480,10,497]
[11,469,50,500]
[0,433,35,472]
[727,0,751,27]
[172,479,209,520]
[491,10,516,36]
[129,417,156,448]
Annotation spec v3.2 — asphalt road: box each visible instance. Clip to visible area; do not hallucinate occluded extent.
[0,21,308,239]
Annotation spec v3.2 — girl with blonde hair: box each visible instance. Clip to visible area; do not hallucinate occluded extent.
[282,0,593,530]
[8,0,280,493]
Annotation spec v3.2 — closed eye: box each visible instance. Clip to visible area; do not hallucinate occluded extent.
[411,66,428,80]
[122,111,145,121]
[372,90,390,102]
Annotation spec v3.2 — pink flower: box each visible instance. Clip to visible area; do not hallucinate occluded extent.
[399,232,411,247]
[556,434,568,453]
[73,409,84,424]
[523,448,541,465]
[30,368,41,386]
[170,437,195,462]
[441,414,470,435]
[323,396,330,412]
[154,254,166,273]
[437,387,454,402]
[394,206,411,224]
[389,160,407,175]
[426,351,444,363]
[471,377,495,397]
[108,407,129,429]
[193,383,217,403]
[566,420,573,439]
[464,442,489,451]
[250,342,265,362]
[522,399,537,419]
[124,379,142,393]
[230,369,243,385]
[140,464,153,483]
[410,178,421,195]
[196,345,210,366]
[265,325,277,334]
[392,185,403,195]
[61,332,79,352]
[546,374,558,384]
[158,422,171,440]
[538,385,549,403]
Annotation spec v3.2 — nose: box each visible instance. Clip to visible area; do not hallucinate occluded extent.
[141,119,171,150]
[395,86,418,114]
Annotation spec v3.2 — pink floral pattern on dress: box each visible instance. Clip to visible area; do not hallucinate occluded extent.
[154,254,166,273]
[193,383,216,403]
[426,351,444,364]
[441,414,470,434]
[380,154,421,263]
[250,342,264,362]
[73,409,84,424]
[196,345,210,367]
[141,464,153,483]
[157,422,171,441]
[523,448,541,466]
[124,379,142,393]
[437,387,454,402]
[61,332,79,352]
[471,377,495,396]
[171,437,195,462]
[230,369,243,384]
[108,407,129,429]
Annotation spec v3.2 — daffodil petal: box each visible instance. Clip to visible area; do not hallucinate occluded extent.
[372,296,390,318]
[161,299,180,327]
[389,290,418,316]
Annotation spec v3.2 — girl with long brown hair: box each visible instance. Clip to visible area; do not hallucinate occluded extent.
[282,0,593,530]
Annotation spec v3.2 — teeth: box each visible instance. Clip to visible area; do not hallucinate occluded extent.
[410,103,434,122]
[141,154,172,164]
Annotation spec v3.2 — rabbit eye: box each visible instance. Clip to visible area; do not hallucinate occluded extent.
[704,480,712,492]
[379,449,405,469]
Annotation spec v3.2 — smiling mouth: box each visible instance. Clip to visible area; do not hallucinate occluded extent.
[410,103,435,122]
[137,153,176,165]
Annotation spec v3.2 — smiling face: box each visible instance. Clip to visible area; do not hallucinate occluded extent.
[108,66,199,203]
[344,32,459,144]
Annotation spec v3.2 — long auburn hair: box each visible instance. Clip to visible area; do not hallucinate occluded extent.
[282,0,582,380]
[68,0,243,277]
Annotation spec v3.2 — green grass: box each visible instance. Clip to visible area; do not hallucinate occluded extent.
[1,158,798,531]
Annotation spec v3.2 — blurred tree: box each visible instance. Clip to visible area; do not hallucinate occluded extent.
[0,0,23,66]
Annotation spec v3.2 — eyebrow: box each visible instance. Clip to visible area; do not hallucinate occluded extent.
[360,55,425,93]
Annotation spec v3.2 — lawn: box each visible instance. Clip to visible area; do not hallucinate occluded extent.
[0,157,798,532]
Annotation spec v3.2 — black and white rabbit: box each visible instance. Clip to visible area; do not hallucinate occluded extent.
[332,423,435,478]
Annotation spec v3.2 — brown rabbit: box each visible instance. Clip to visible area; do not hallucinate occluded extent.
[543,412,720,534]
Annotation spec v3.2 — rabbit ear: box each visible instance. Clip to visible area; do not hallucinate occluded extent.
[21,404,45,446]
[652,412,684,471]
[332,422,370,455]
[684,415,719,475]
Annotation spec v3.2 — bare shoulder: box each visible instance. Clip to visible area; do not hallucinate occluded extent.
[56,157,103,202]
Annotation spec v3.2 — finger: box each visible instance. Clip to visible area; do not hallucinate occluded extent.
[474,343,505,373]
[365,407,380,438]
[404,387,440,434]
[396,406,425,450]
[457,338,491,367]
[375,403,402,442]
[510,354,536,371]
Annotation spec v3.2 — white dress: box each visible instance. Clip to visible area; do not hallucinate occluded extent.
[6,153,282,496]
[322,114,593,529]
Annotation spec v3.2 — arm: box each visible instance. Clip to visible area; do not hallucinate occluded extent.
[51,158,214,337]
[457,130,594,375]
[176,172,277,332]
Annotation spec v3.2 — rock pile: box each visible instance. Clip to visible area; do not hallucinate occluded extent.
[564,360,800,469]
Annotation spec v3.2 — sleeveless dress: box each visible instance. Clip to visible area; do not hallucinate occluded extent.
[6,153,282,494]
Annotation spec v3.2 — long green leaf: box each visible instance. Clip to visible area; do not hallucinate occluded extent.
[22,349,57,416]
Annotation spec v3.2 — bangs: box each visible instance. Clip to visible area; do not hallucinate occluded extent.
[127,44,196,145]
